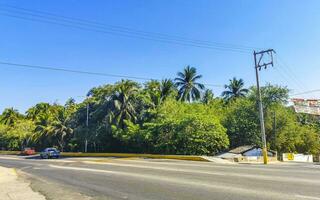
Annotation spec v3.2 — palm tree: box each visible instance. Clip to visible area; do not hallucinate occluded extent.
[202,89,214,104]
[174,66,205,102]
[222,77,248,102]
[26,103,51,121]
[144,80,161,107]
[109,80,139,128]
[46,112,73,152]
[0,108,23,126]
[160,79,176,102]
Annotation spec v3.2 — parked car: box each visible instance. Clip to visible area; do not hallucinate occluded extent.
[40,148,60,159]
[21,147,36,156]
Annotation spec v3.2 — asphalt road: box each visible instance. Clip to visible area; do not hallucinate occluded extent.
[0,155,320,200]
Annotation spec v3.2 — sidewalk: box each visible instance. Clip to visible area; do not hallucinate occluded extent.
[0,166,46,200]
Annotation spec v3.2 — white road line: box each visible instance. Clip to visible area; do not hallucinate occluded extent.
[114,159,320,174]
[49,164,295,200]
[82,161,320,185]
[295,195,320,200]
[41,159,76,163]
[0,156,21,160]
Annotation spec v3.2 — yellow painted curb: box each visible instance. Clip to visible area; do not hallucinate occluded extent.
[0,151,209,162]
[61,152,209,162]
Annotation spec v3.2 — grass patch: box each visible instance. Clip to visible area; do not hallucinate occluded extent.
[0,151,21,155]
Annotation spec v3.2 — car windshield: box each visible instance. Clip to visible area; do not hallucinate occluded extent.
[45,148,57,152]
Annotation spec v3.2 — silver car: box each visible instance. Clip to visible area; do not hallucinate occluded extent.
[40,148,60,159]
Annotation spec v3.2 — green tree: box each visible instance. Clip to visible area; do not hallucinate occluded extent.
[145,100,229,155]
[109,80,140,128]
[175,66,205,102]
[223,98,261,148]
[26,103,51,121]
[221,77,248,102]
[160,79,176,102]
[46,107,73,151]
[0,119,35,150]
[0,108,23,126]
[202,89,214,104]
[249,84,289,108]
[144,80,161,107]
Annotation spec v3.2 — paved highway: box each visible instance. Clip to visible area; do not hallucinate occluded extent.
[0,155,320,200]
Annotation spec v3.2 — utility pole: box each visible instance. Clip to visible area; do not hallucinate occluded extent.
[273,112,276,139]
[254,49,275,164]
[85,97,89,153]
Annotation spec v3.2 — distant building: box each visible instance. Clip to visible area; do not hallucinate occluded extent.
[218,145,277,162]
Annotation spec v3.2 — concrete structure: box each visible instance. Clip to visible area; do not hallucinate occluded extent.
[218,145,277,162]
[283,153,313,162]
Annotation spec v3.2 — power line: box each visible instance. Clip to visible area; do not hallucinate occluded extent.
[0,4,256,50]
[1,13,250,54]
[0,60,224,88]
[0,4,258,51]
[0,4,255,53]
[274,53,307,91]
[273,55,306,92]
[290,89,320,97]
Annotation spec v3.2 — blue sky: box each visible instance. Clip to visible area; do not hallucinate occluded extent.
[1,0,320,113]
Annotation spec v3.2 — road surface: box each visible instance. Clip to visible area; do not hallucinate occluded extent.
[0,155,319,200]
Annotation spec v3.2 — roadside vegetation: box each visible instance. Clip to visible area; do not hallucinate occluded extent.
[0,66,319,155]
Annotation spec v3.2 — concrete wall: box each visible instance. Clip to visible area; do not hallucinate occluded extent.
[283,153,313,162]
[243,148,275,157]
[234,156,277,163]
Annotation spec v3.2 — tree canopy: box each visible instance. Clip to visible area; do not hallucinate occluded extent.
[0,66,319,156]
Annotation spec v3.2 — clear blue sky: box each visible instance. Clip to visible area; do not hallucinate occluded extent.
[1,0,320,113]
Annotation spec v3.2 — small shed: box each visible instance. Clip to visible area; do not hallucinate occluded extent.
[218,145,277,162]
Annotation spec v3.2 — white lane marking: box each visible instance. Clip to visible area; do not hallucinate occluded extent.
[82,161,320,185]
[41,159,76,163]
[295,195,320,200]
[49,164,294,199]
[0,156,76,163]
[114,159,320,174]
[0,156,21,160]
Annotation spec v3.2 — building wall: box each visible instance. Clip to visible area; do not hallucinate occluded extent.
[243,148,274,157]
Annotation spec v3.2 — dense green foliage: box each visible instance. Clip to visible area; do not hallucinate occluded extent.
[0,66,319,155]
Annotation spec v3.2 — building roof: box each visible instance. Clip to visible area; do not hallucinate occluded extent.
[217,152,242,159]
[228,145,257,154]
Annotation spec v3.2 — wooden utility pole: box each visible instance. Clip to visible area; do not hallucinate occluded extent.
[254,49,275,164]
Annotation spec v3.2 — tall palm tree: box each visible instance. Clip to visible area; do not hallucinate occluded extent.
[0,108,23,126]
[46,108,73,152]
[109,80,139,128]
[174,66,205,102]
[222,77,248,102]
[26,103,51,121]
